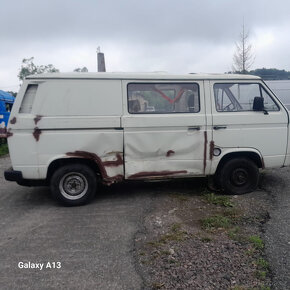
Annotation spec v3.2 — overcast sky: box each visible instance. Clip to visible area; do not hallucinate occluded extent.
[1,0,290,91]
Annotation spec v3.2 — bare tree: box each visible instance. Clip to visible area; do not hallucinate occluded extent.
[232,23,255,74]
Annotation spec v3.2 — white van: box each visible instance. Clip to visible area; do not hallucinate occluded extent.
[4,73,289,205]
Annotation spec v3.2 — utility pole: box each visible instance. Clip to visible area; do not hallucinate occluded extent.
[97,46,106,72]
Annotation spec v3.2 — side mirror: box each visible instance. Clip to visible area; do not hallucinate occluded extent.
[253,96,264,111]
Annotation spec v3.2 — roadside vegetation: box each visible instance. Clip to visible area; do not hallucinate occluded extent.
[0,143,9,156]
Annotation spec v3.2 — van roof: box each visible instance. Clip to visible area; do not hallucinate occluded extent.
[26,72,261,81]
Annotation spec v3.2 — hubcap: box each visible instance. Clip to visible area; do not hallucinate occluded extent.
[231,168,248,187]
[59,172,88,200]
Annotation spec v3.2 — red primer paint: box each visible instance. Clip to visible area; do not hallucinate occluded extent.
[33,127,42,141]
[166,150,175,157]
[6,129,13,138]
[0,128,13,138]
[203,131,208,174]
[10,117,16,124]
[128,170,187,179]
[34,115,43,125]
[66,151,124,184]
[209,141,215,160]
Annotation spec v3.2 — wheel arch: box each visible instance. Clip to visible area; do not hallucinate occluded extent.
[47,157,101,182]
[215,150,264,175]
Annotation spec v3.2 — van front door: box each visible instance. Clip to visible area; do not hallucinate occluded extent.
[122,80,209,180]
[210,80,288,169]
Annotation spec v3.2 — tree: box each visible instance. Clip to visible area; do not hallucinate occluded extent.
[232,24,255,74]
[73,67,88,72]
[18,57,59,81]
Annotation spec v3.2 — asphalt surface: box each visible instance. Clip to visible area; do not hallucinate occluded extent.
[263,167,290,290]
[0,155,289,289]
[0,156,152,290]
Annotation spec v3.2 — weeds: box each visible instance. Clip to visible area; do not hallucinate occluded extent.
[0,143,9,156]
[201,215,231,230]
[249,235,264,250]
[203,192,233,207]
[256,258,269,270]
[147,223,188,247]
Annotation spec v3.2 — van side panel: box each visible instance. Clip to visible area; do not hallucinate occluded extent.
[7,79,124,180]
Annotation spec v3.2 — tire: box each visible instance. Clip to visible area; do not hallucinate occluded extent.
[218,157,259,195]
[50,164,97,206]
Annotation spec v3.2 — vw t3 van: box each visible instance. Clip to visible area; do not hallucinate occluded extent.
[4,73,289,205]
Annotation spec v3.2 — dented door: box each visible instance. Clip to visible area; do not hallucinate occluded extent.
[122,80,208,179]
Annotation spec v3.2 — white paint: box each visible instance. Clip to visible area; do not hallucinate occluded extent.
[6,72,290,183]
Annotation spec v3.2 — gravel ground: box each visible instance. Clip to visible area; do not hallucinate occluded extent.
[134,179,273,289]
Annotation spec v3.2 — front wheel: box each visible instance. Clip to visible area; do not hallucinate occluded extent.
[218,158,259,195]
[50,164,97,206]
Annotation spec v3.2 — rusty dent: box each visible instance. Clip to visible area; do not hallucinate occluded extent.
[209,141,215,160]
[166,150,175,157]
[66,151,124,185]
[128,170,187,179]
[10,117,16,124]
[33,127,42,141]
[203,131,208,174]
[34,115,43,125]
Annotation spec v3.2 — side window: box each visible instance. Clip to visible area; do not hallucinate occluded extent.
[19,84,38,113]
[127,83,200,114]
[261,87,279,111]
[214,83,279,112]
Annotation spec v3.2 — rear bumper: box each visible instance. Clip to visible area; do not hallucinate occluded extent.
[4,168,47,186]
[4,169,23,182]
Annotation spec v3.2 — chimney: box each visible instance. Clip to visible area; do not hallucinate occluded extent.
[97,47,106,72]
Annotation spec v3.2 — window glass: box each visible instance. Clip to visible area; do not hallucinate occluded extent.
[214,83,279,112]
[19,84,38,113]
[127,83,199,114]
[261,87,279,111]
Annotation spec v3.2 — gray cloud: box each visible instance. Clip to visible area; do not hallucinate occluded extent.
[1,0,290,91]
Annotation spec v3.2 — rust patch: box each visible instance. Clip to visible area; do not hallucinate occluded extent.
[166,150,175,157]
[128,170,187,179]
[34,115,43,125]
[0,127,7,138]
[33,127,42,141]
[66,151,124,185]
[203,131,208,174]
[6,129,13,138]
[10,117,16,124]
[209,141,215,160]
[0,127,13,138]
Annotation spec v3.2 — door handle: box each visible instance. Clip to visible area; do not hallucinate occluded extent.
[213,126,227,130]
[188,126,200,131]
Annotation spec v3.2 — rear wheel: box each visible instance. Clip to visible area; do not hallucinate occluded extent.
[50,164,97,206]
[218,157,259,195]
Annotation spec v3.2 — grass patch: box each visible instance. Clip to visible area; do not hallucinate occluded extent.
[147,223,188,247]
[202,192,233,207]
[0,143,9,156]
[201,215,231,230]
[256,258,269,270]
[249,235,264,250]
[255,270,267,280]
